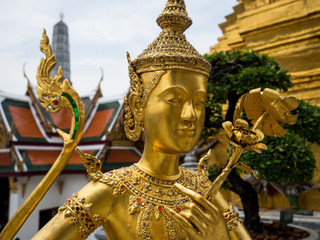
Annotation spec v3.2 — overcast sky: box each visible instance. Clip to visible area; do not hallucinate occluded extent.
[0,0,238,98]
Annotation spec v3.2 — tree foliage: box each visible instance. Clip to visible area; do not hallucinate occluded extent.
[204,50,292,105]
[202,50,292,139]
[286,100,320,144]
[241,133,316,184]
[204,49,318,186]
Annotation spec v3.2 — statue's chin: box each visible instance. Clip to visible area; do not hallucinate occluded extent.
[172,138,199,154]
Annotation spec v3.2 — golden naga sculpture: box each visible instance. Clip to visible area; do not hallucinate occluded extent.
[0,0,299,240]
[0,29,85,240]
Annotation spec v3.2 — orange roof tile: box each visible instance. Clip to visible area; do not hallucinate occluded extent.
[107,149,140,163]
[0,152,12,166]
[26,149,95,165]
[83,109,114,138]
[8,106,43,138]
[49,108,71,130]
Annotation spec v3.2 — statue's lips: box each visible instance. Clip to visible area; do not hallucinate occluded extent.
[176,128,197,136]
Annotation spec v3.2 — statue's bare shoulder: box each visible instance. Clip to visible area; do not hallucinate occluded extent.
[32,170,118,240]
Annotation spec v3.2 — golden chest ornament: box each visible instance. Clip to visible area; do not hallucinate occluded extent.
[99,164,210,240]
[72,149,211,240]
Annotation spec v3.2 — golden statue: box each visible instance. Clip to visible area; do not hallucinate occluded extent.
[0,0,299,240]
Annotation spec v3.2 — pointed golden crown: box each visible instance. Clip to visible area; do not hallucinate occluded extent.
[132,0,211,77]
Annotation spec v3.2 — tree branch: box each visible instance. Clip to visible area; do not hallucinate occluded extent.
[195,139,219,158]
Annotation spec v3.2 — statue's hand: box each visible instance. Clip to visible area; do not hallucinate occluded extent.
[165,183,230,240]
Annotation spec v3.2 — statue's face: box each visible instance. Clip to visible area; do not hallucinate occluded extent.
[141,70,207,154]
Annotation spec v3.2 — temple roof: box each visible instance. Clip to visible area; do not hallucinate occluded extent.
[0,84,141,175]
[0,17,141,175]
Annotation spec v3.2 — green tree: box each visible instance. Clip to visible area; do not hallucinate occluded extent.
[203,50,317,233]
[242,132,315,184]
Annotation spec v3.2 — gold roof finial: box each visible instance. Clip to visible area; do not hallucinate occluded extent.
[131,0,211,77]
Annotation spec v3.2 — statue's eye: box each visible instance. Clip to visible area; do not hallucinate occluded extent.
[159,87,186,105]
[195,101,205,108]
[168,98,181,104]
[194,93,206,109]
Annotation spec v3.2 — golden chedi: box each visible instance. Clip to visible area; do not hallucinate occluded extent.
[31,0,252,239]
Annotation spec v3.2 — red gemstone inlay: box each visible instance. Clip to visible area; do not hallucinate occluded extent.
[96,163,100,167]
[199,192,203,195]
[53,100,59,105]
[229,215,232,218]
[137,198,141,203]
[121,185,125,189]
[86,218,90,222]
[177,208,181,212]
[201,181,204,184]
[158,206,163,211]
[68,200,71,203]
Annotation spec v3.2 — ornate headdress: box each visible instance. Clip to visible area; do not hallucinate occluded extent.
[125,0,211,141]
[132,0,211,76]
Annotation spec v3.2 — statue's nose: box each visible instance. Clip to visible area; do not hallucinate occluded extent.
[181,101,196,122]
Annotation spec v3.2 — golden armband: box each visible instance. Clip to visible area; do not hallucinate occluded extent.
[223,206,241,231]
[59,193,102,240]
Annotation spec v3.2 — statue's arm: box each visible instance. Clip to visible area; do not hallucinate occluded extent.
[32,180,113,240]
[212,191,252,240]
[32,211,81,240]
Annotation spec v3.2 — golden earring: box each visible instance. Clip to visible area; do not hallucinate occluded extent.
[124,96,143,141]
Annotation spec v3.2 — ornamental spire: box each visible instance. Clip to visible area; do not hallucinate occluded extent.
[156,0,192,33]
[131,0,211,77]
[60,12,64,21]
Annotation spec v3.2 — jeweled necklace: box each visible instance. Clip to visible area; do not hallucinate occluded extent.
[116,164,199,206]
[95,164,200,240]
[120,164,199,240]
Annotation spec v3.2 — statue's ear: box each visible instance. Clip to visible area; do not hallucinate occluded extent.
[128,93,144,122]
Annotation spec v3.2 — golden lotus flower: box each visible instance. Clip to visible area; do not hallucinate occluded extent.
[243,88,299,137]
[213,88,299,187]
[222,119,268,153]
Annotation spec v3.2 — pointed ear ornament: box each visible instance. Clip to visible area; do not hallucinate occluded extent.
[124,52,165,141]
[124,52,143,141]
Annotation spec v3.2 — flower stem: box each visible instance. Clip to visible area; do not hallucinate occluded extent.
[252,111,267,130]
[205,147,244,200]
